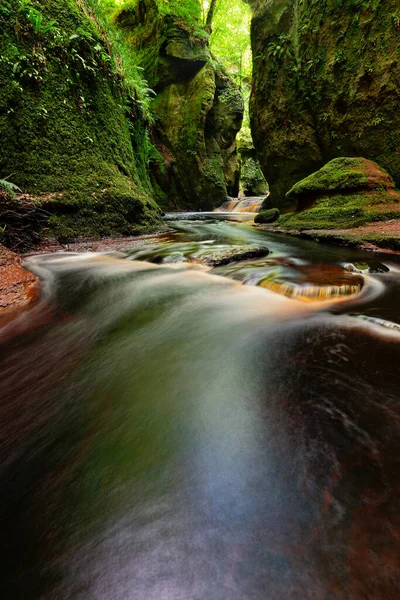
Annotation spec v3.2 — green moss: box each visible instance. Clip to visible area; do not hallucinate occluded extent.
[115,0,243,210]
[286,158,372,200]
[278,190,400,229]
[0,0,161,239]
[240,156,268,196]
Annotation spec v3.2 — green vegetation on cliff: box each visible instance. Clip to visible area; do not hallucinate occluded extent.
[249,0,400,209]
[114,0,244,210]
[0,0,161,239]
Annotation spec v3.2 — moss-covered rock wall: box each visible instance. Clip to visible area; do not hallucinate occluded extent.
[0,0,161,238]
[117,0,244,211]
[249,0,400,210]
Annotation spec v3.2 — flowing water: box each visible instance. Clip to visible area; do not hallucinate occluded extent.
[1,218,400,599]
[214,196,267,213]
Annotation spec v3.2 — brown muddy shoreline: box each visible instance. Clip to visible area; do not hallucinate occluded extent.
[0,245,39,316]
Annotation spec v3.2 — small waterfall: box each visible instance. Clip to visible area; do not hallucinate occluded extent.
[259,280,362,302]
[215,195,269,213]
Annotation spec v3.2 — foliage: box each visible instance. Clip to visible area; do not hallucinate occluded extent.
[19,0,58,36]
[115,0,204,36]
[0,177,22,198]
[204,0,252,87]
[87,0,156,122]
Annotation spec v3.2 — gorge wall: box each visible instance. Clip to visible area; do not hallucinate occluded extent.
[116,0,244,211]
[0,0,163,238]
[249,0,400,209]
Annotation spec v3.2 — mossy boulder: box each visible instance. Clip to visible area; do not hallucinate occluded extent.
[116,1,243,210]
[249,0,400,210]
[254,208,280,224]
[278,157,400,230]
[287,158,395,209]
[0,0,161,239]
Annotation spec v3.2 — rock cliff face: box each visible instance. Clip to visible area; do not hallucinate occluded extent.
[117,0,243,210]
[237,133,268,197]
[249,0,400,210]
[0,0,160,238]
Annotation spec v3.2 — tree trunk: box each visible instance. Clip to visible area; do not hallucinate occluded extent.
[205,0,217,33]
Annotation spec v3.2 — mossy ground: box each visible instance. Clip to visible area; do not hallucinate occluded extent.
[278,190,400,230]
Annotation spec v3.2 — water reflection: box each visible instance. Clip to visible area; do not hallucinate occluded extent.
[0,224,399,599]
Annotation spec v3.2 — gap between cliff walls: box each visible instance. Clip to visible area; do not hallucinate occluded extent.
[205,0,269,200]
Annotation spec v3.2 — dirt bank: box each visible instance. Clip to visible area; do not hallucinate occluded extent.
[0,245,39,315]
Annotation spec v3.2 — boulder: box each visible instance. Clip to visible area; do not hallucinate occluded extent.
[254,208,280,224]
[278,158,400,229]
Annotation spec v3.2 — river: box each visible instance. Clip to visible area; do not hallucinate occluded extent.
[1,218,400,599]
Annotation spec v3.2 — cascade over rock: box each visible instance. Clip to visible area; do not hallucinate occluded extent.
[248,0,400,210]
[117,0,244,211]
[0,0,161,238]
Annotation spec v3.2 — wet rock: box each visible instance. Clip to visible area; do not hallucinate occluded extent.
[206,247,270,266]
[237,132,268,197]
[255,208,280,224]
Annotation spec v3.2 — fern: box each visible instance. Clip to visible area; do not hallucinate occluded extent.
[0,177,22,198]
